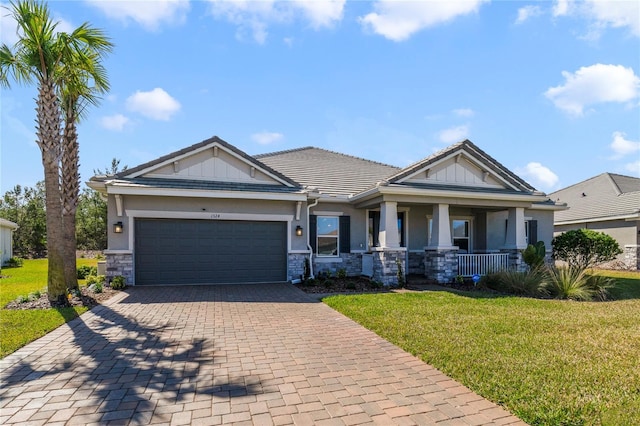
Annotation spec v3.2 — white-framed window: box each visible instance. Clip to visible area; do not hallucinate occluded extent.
[452,219,470,253]
[426,216,472,252]
[317,216,339,256]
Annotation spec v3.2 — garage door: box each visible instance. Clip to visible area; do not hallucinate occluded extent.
[135,219,287,285]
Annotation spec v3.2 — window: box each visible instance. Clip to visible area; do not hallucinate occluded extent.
[368,211,405,248]
[317,216,339,256]
[452,219,470,252]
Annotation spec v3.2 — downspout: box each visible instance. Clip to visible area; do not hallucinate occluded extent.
[306,197,320,279]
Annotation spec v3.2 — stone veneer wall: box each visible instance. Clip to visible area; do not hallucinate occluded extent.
[288,253,364,281]
[623,245,639,271]
[408,252,425,275]
[372,250,405,286]
[424,249,458,283]
[503,249,527,273]
[105,252,133,285]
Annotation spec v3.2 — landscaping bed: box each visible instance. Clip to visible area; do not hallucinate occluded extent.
[4,285,120,310]
[295,275,391,294]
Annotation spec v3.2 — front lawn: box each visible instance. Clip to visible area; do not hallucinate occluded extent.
[0,258,97,358]
[324,271,640,426]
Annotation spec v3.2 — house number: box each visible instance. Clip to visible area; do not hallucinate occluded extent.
[210,213,222,219]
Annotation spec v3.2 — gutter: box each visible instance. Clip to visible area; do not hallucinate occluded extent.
[306,197,320,279]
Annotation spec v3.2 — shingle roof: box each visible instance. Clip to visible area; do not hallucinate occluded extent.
[255,147,400,196]
[549,173,640,223]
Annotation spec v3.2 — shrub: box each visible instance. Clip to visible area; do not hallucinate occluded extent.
[337,268,347,279]
[345,281,357,290]
[552,229,622,269]
[77,265,97,279]
[522,241,546,269]
[543,266,595,301]
[16,294,29,304]
[110,275,126,290]
[396,259,405,288]
[28,290,41,301]
[89,283,103,293]
[6,257,24,267]
[481,268,545,296]
[322,279,334,288]
[303,257,311,280]
[585,274,614,301]
[85,274,105,285]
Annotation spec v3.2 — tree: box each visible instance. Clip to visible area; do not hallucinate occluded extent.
[0,182,46,257]
[552,229,622,269]
[58,27,112,291]
[76,188,107,251]
[1,0,112,301]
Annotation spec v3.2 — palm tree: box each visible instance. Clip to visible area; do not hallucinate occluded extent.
[58,30,112,291]
[1,0,66,302]
[1,0,112,301]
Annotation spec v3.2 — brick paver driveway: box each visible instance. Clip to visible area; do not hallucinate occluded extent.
[1,284,525,425]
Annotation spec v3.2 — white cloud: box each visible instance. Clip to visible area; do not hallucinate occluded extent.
[544,64,640,116]
[438,125,469,144]
[586,0,640,37]
[453,108,475,118]
[85,0,190,31]
[610,131,640,159]
[624,160,640,176]
[552,0,573,17]
[359,0,488,42]
[126,88,181,121]
[251,131,283,145]
[516,162,559,190]
[205,0,344,44]
[515,5,542,25]
[101,114,130,131]
[552,0,639,38]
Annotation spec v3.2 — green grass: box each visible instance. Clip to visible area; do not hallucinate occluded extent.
[0,258,97,358]
[324,271,640,426]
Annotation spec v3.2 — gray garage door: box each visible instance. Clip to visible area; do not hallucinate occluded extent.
[135,219,287,285]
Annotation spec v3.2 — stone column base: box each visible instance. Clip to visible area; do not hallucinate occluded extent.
[624,245,640,271]
[372,249,406,286]
[105,251,133,285]
[425,248,458,283]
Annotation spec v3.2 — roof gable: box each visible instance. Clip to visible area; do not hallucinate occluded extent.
[116,136,298,188]
[550,173,640,223]
[256,147,400,196]
[388,140,537,193]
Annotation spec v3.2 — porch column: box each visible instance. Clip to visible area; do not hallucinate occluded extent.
[378,201,400,248]
[505,207,527,249]
[430,203,453,248]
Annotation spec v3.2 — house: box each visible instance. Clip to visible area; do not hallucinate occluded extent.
[88,136,564,286]
[550,173,640,270]
[0,218,19,265]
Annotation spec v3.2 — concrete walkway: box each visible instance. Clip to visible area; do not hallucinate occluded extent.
[0,284,526,425]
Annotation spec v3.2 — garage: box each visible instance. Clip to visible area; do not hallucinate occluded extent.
[135,218,287,285]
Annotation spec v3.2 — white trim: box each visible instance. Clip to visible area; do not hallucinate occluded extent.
[106,185,306,201]
[289,249,312,254]
[104,250,133,255]
[126,209,294,222]
[556,213,640,226]
[115,195,123,217]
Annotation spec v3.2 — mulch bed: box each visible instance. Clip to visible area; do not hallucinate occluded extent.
[4,286,121,310]
[295,276,392,294]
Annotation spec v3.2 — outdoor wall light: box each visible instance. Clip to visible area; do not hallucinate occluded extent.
[295,225,303,236]
[113,221,124,233]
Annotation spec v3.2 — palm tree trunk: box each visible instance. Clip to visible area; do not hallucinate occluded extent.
[62,107,79,291]
[37,79,66,303]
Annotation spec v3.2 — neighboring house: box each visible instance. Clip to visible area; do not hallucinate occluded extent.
[0,218,19,265]
[550,173,640,270]
[88,137,564,286]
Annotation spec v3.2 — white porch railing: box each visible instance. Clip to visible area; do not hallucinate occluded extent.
[458,253,510,276]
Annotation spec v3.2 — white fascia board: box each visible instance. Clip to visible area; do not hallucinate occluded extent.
[126,141,295,188]
[86,180,107,193]
[106,185,307,202]
[350,185,546,204]
[126,210,294,222]
[556,213,640,226]
[528,202,568,211]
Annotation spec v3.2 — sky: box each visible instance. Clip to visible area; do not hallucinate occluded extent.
[1,0,639,196]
